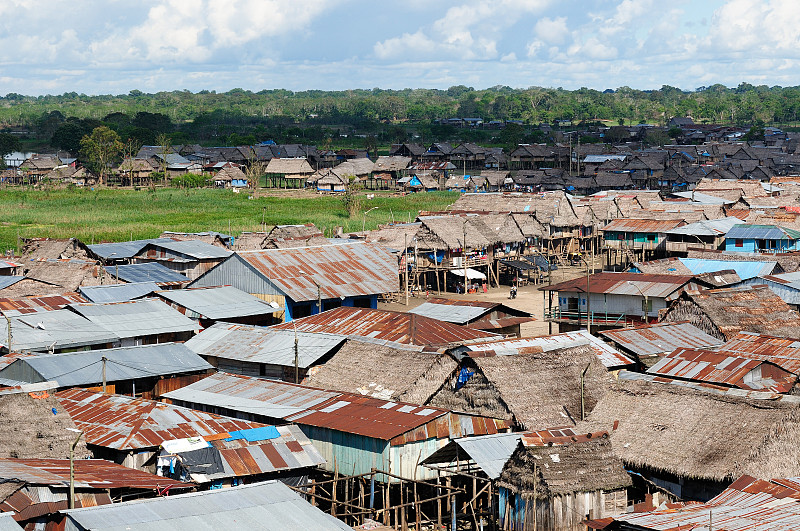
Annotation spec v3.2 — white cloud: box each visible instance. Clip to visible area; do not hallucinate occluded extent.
[534,16,568,44]
[706,0,800,55]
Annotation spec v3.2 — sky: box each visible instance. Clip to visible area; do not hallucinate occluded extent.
[2,0,799,96]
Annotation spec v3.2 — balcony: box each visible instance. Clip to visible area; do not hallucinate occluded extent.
[543,308,653,328]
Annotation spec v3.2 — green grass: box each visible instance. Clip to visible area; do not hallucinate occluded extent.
[0,187,458,252]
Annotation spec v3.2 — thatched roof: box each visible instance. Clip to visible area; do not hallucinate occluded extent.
[264,158,313,175]
[363,223,419,251]
[214,166,247,182]
[2,260,105,298]
[414,216,498,251]
[373,156,411,172]
[308,167,347,186]
[586,378,800,482]
[428,345,612,430]
[262,224,329,249]
[0,388,89,459]
[497,436,631,497]
[481,214,525,244]
[661,285,800,340]
[334,158,374,177]
[234,232,269,251]
[21,238,91,261]
[116,158,154,172]
[510,214,546,239]
[303,340,458,404]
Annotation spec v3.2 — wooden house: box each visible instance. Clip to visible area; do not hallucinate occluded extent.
[262,223,329,249]
[153,286,281,327]
[724,224,800,253]
[115,158,155,185]
[370,156,411,189]
[264,158,314,188]
[498,432,631,531]
[213,165,248,188]
[408,297,534,336]
[601,218,686,256]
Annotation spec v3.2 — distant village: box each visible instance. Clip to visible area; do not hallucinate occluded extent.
[3,115,800,530]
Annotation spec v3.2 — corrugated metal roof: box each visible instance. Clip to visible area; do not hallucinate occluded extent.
[62,480,352,531]
[162,372,342,419]
[0,293,88,315]
[185,322,345,368]
[671,190,737,204]
[666,216,744,236]
[233,242,398,302]
[727,224,800,240]
[1,310,119,353]
[542,272,694,298]
[57,388,270,450]
[614,475,800,531]
[422,431,522,479]
[0,277,23,290]
[601,218,685,233]
[68,299,198,339]
[155,286,281,320]
[0,459,189,490]
[407,302,488,324]
[465,330,634,368]
[87,238,176,260]
[271,306,498,347]
[138,240,232,260]
[0,343,211,387]
[717,332,800,374]
[600,321,724,357]
[78,282,160,303]
[0,513,19,531]
[678,257,777,280]
[648,348,795,392]
[106,262,191,285]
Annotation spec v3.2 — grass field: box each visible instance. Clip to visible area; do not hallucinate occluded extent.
[0,188,459,252]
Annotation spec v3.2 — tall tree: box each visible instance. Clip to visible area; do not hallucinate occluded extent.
[80,126,123,186]
[0,133,21,169]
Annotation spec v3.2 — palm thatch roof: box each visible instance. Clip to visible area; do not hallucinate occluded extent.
[0,388,89,459]
[21,238,92,261]
[214,166,247,182]
[373,156,411,172]
[510,214,546,239]
[585,378,800,482]
[661,285,800,340]
[481,214,525,244]
[264,158,313,175]
[428,345,612,430]
[233,232,270,251]
[303,340,458,404]
[497,436,631,497]
[334,158,375,177]
[1,260,105,298]
[363,223,419,252]
[262,224,329,249]
[414,216,498,251]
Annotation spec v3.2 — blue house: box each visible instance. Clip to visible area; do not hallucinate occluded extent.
[188,242,398,322]
[724,224,800,253]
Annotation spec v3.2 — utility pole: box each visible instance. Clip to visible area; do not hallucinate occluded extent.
[404,234,409,306]
[101,356,107,393]
[463,219,469,291]
[586,248,592,334]
[68,429,84,509]
[294,330,299,384]
[1,310,10,353]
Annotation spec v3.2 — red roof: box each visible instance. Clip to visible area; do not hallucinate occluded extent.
[56,388,267,450]
[272,306,499,347]
[541,272,695,298]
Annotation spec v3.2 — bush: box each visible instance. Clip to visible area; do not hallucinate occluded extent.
[171,173,212,188]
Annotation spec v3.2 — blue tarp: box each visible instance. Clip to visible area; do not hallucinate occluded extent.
[225,426,280,442]
[455,368,474,390]
[426,251,445,264]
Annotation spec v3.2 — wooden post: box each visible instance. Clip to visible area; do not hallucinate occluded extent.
[401,479,408,531]
[437,474,442,528]
[414,480,420,529]
[333,460,339,518]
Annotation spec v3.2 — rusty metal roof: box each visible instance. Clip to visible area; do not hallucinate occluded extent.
[0,458,189,490]
[521,428,607,447]
[0,293,87,316]
[464,330,634,368]
[600,321,725,357]
[717,332,800,374]
[233,242,398,302]
[56,388,270,450]
[601,218,685,233]
[541,272,695,298]
[272,306,498,347]
[615,475,800,531]
[648,348,796,393]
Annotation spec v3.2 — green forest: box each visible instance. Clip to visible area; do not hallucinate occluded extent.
[2,83,799,153]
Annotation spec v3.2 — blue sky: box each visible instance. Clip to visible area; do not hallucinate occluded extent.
[1,0,797,95]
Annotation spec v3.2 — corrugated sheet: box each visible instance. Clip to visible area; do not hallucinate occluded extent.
[68,299,198,339]
[407,302,487,324]
[56,388,271,450]
[78,282,160,303]
[0,513,20,531]
[0,277,23,291]
[679,257,777,280]
[602,218,684,233]
[422,431,522,479]
[0,459,188,490]
[666,216,744,237]
[648,348,795,392]
[185,322,345,368]
[106,262,190,285]
[161,372,341,419]
[542,272,694,299]
[63,481,352,531]
[465,330,634,368]
[138,240,232,260]
[717,332,800,374]
[1,310,119,353]
[600,321,724,357]
[271,306,498,347]
[233,242,398,302]
[0,293,87,315]
[87,238,176,260]
[155,286,280,320]
[0,343,211,387]
[727,224,800,240]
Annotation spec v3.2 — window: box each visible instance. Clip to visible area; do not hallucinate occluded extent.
[735,239,743,248]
